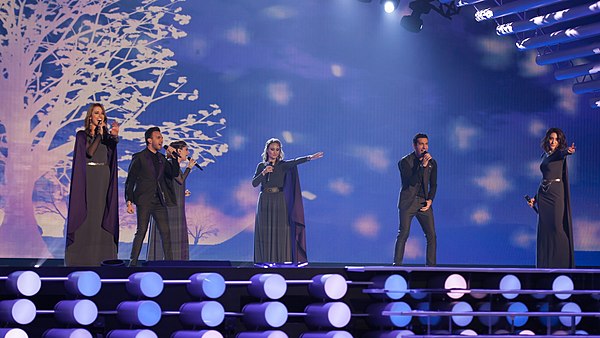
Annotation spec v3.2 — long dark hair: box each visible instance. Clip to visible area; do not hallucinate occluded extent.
[541,127,567,153]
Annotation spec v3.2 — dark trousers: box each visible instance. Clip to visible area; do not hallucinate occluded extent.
[394,196,436,266]
[130,199,173,266]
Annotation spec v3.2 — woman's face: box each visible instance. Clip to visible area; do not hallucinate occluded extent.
[548,132,559,151]
[177,146,190,160]
[267,142,281,162]
[90,106,105,127]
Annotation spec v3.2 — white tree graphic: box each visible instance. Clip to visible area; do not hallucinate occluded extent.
[0,0,227,257]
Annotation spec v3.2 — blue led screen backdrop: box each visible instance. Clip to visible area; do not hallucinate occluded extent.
[0,0,598,265]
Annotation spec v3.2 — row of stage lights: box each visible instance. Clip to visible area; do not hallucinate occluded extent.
[1,271,352,338]
[0,270,597,337]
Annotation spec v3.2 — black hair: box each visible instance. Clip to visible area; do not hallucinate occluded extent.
[541,127,567,153]
[145,126,161,145]
[413,133,428,145]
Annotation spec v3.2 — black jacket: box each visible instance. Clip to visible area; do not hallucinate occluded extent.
[397,152,437,210]
[125,148,179,207]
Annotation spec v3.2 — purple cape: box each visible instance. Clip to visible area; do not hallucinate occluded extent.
[283,166,307,263]
[65,130,119,248]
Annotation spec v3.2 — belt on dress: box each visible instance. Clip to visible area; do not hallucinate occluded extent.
[87,162,107,166]
[540,178,561,192]
[541,178,561,184]
[263,187,282,193]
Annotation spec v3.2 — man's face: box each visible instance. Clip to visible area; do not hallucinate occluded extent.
[413,137,429,157]
[148,131,164,151]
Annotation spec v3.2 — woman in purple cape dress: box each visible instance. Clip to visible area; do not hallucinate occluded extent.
[65,103,120,266]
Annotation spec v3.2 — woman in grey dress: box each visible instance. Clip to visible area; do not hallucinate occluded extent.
[148,141,197,260]
[65,103,120,266]
[528,128,576,268]
[252,138,323,264]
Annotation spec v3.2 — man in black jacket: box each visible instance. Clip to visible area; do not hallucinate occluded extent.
[125,127,179,266]
[394,133,437,266]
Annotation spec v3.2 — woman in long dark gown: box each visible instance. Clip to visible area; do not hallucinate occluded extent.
[528,128,576,268]
[252,138,323,264]
[148,141,197,260]
[65,103,120,266]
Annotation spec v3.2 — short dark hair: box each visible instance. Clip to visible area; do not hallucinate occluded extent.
[413,133,428,145]
[145,126,161,145]
[541,127,566,153]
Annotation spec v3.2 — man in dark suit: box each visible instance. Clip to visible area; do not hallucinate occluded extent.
[125,127,179,266]
[394,133,437,266]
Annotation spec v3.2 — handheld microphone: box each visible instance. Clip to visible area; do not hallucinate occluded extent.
[163,145,180,158]
[420,150,431,168]
[524,195,538,214]
[265,162,273,182]
[187,157,203,171]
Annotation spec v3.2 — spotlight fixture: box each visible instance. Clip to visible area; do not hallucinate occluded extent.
[401,13,424,32]
[382,0,400,13]
[400,0,460,32]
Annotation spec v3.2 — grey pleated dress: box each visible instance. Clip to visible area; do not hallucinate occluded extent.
[252,157,309,263]
[148,166,191,260]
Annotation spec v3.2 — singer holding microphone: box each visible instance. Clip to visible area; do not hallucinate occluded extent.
[393,133,437,266]
[65,103,120,266]
[252,138,323,265]
[527,127,575,268]
[125,127,179,266]
[148,140,198,260]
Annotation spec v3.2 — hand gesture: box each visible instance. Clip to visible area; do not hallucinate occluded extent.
[527,197,536,208]
[262,164,274,176]
[109,121,120,137]
[127,203,134,214]
[420,199,432,212]
[187,158,197,169]
[309,151,324,161]
[567,142,576,154]
[421,153,432,167]
[165,146,176,158]
[96,120,104,135]
[185,189,191,197]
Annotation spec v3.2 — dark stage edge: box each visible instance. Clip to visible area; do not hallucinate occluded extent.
[1,262,600,337]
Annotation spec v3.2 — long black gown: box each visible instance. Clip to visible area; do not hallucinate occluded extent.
[252,157,309,263]
[536,149,574,268]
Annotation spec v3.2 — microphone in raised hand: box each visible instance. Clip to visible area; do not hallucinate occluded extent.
[421,150,431,167]
[163,145,179,158]
[95,119,103,135]
[524,195,538,214]
[187,157,203,171]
